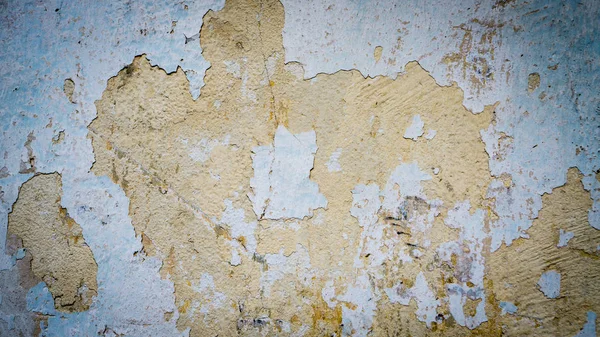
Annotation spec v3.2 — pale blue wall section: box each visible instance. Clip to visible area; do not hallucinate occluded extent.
[0,0,223,335]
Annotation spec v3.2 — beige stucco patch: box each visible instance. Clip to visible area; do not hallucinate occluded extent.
[8,173,98,312]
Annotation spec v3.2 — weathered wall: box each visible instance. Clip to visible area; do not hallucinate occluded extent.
[0,0,598,336]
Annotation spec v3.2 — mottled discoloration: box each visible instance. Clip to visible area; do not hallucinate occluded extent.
[89,0,499,335]
[1,0,598,335]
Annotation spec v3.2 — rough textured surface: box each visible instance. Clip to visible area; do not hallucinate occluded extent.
[488,168,600,336]
[0,0,599,336]
[88,1,496,334]
[0,235,44,336]
[8,173,97,312]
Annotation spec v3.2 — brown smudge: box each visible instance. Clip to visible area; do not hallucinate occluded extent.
[528,72,540,93]
[63,78,76,103]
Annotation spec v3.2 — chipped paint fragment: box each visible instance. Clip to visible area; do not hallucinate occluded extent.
[440,201,488,329]
[403,115,425,140]
[325,148,343,173]
[499,302,518,315]
[425,129,437,140]
[186,136,230,163]
[574,311,597,337]
[249,125,327,220]
[338,274,378,337]
[537,270,561,299]
[386,272,440,327]
[381,162,431,215]
[558,229,574,247]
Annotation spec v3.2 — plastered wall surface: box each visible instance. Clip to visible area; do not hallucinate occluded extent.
[0,0,598,336]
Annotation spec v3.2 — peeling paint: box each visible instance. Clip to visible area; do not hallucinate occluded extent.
[403,115,425,140]
[385,272,440,327]
[537,270,561,299]
[558,228,575,248]
[575,311,597,337]
[1,0,599,335]
[249,126,327,220]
